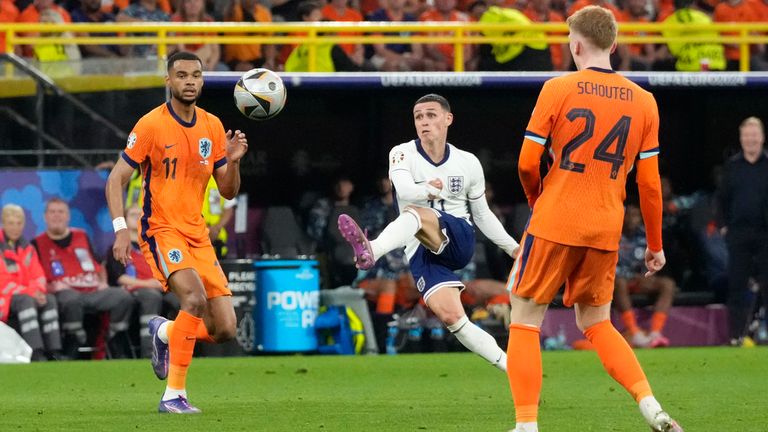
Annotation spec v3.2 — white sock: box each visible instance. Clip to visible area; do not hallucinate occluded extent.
[447,316,507,372]
[370,209,421,260]
[639,395,663,425]
[162,387,187,401]
[514,422,538,432]
[158,321,170,344]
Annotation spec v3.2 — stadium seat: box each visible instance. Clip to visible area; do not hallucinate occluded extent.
[260,206,314,259]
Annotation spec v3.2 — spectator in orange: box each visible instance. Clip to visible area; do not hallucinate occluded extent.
[524,0,572,71]
[714,0,762,71]
[567,0,631,70]
[419,0,474,71]
[171,0,224,71]
[0,0,20,54]
[366,0,426,71]
[109,0,172,15]
[322,0,365,64]
[16,0,72,58]
[623,0,658,70]
[223,0,277,72]
[750,0,768,70]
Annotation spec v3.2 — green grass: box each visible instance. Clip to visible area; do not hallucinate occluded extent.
[1,347,766,431]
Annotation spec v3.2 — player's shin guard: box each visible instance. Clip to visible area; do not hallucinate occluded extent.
[584,320,653,402]
[370,208,421,260]
[507,324,542,423]
[167,311,202,391]
[447,316,507,371]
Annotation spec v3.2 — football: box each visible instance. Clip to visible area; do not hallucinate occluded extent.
[233,68,287,120]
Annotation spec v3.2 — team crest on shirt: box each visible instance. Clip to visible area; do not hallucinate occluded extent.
[448,176,464,194]
[391,150,405,165]
[198,138,212,159]
[416,276,425,292]
[168,249,183,264]
[126,132,137,149]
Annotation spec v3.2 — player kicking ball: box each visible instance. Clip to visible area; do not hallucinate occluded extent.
[106,51,248,414]
[504,7,682,432]
[338,93,520,371]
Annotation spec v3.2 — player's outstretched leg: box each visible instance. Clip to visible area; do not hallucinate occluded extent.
[338,209,421,270]
[149,316,170,380]
[337,214,375,270]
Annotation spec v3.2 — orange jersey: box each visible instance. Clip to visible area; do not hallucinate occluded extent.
[519,68,662,251]
[0,0,19,53]
[122,103,227,246]
[419,8,470,68]
[321,5,363,56]
[568,0,626,20]
[714,0,761,60]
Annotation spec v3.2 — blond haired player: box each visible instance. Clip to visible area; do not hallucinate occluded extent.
[505,6,682,432]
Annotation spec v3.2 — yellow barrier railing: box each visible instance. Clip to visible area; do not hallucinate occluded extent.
[3,22,768,72]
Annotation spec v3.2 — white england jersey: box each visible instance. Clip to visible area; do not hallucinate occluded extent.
[388,139,486,258]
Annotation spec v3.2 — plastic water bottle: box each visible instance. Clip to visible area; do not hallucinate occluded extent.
[385,323,399,355]
[406,318,423,353]
[556,325,569,350]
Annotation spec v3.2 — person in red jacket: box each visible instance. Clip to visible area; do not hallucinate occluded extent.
[32,198,134,359]
[0,204,62,360]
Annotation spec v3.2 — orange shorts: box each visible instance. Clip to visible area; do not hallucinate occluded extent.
[506,232,618,307]
[139,230,230,299]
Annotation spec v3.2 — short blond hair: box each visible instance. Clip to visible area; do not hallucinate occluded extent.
[2,204,25,223]
[566,6,617,51]
[740,116,764,133]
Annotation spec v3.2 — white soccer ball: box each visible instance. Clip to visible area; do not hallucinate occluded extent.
[233,68,287,121]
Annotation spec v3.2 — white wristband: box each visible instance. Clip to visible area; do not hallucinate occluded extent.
[112,217,127,233]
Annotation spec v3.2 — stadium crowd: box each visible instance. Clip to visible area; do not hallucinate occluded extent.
[2,0,768,71]
[3,113,766,361]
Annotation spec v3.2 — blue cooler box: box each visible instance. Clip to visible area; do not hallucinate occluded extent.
[253,260,319,352]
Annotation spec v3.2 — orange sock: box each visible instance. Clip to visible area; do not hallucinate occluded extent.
[621,310,639,335]
[487,294,509,305]
[168,320,216,343]
[196,322,216,343]
[376,292,396,314]
[650,312,667,333]
[167,311,202,390]
[584,320,653,402]
[507,324,542,423]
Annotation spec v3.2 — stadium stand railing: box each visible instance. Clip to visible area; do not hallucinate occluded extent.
[3,21,768,73]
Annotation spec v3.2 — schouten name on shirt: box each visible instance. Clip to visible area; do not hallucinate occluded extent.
[576,81,633,102]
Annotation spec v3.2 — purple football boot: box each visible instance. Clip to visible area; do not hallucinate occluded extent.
[158,396,201,414]
[337,214,375,270]
[148,316,169,380]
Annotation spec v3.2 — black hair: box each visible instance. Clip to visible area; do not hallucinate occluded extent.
[414,93,451,112]
[166,51,203,72]
[297,0,322,20]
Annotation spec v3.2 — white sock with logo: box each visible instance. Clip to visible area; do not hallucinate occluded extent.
[370,209,421,260]
[446,316,507,372]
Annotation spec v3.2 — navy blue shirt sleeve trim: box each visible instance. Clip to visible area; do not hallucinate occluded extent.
[214,157,227,169]
[121,151,139,169]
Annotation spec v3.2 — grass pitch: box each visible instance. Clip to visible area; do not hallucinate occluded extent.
[2,347,766,431]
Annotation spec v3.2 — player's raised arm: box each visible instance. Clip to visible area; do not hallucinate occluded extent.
[105,157,136,265]
[213,129,248,200]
